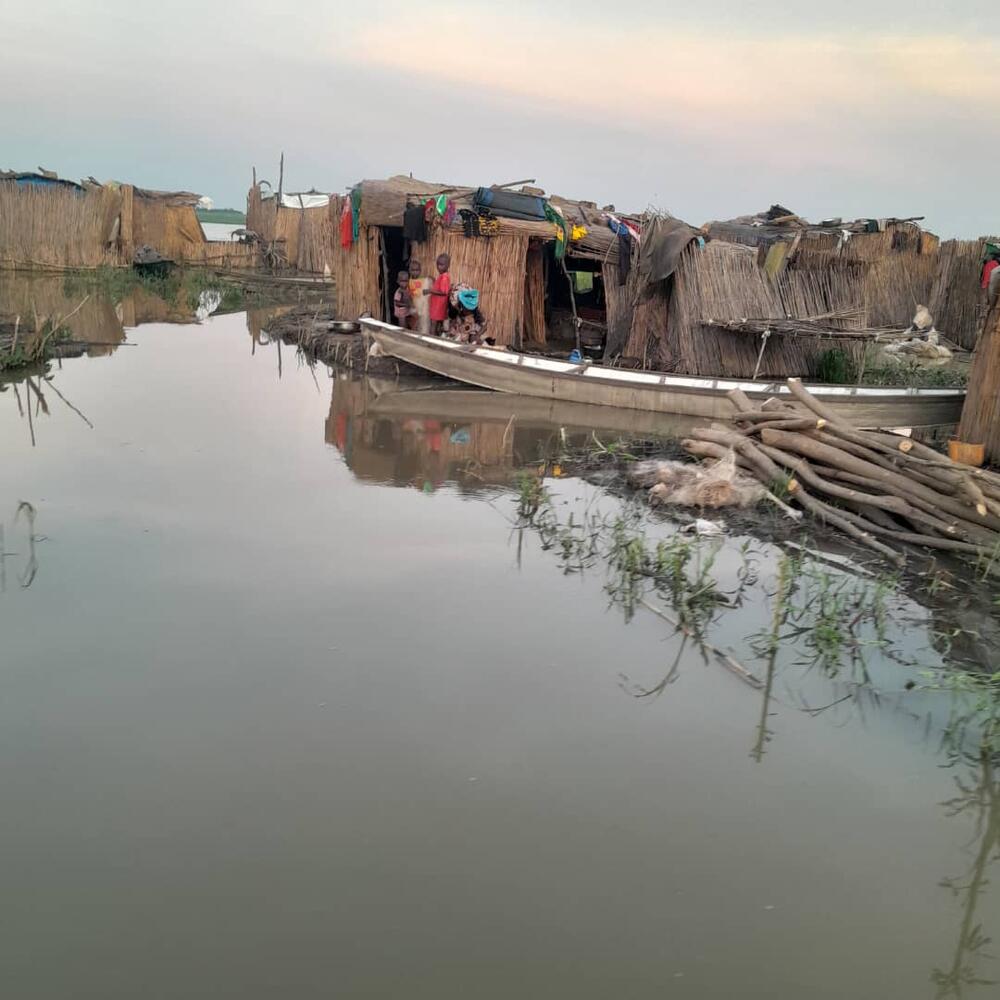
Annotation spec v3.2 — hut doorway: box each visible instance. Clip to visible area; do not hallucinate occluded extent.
[380,226,407,319]
[544,251,607,355]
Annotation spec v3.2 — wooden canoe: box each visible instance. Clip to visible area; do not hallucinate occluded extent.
[362,320,965,429]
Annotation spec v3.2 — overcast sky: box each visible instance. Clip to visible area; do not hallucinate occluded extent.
[2,0,997,236]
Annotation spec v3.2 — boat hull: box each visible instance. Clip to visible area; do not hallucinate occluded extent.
[363,321,965,429]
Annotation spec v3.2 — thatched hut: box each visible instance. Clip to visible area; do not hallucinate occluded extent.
[298,177,991,379]
[0,169,256,270]
[306,174,634,349]
[617,208,990,380]
[245,184,337,273]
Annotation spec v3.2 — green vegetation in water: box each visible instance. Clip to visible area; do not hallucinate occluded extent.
[511,475,1000,764]
[1,316,71,372]
[196,208,246,225]
[814,346,968,388]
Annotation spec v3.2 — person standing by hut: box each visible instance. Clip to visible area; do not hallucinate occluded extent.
[428,253,451,336]
[408,259,431,335]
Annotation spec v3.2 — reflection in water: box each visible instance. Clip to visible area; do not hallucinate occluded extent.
[324,372,699,493]
[0,500,40,591]
[934,756,1000,997]
[3,312,1000,997]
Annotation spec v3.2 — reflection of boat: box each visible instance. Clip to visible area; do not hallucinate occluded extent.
[362,321,965,428]
[326,374,684,492]
[366,383,701,441]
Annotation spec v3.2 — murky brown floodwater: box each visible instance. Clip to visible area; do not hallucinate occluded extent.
[1,288,999,998]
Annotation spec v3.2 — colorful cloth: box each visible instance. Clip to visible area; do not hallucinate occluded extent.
[339,198,353,248]
[430,272,451,322]
[544,202,569,259]
[571,225,588,241]
[409,277,431,335]
[982,259,999,290]
[350,186,362,241]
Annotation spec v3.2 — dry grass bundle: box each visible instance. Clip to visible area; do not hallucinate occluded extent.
[0,182,123,268]
[424,228,530,347]
[295,204,336,274]
[959,298,1000,463]
[247,185,277,241]
[778,263,866,329]
[792,231,841,265]
[929,239,989,350]
[602,261,635,359]
[523,244,546,345]
[330,198,382,321]
[667,243,865,378]
[841,230,893,261]
[131,196,205,259]
[624,283,669,364]
[863,253,937,328]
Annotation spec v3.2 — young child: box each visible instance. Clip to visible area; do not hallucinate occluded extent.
[428,253,451,336]
[407,259,431,335]
[392,270,412,327]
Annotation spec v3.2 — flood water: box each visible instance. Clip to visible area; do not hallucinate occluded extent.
[2,293,999,998]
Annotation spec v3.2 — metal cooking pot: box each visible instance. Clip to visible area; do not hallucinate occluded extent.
[330,321,361,334]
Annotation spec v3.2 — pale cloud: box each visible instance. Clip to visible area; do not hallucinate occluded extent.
[350,16,1000,126]
[2,0,999,235]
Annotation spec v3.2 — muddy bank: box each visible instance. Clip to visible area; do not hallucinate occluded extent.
[260,305,429,377]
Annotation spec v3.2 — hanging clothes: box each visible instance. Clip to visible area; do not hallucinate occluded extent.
[350,186,362,241]
[403,204,428,243]
[443,199,457,227]
[544,203,569,260]
[982,258,1000,290]
[339,198,353,248]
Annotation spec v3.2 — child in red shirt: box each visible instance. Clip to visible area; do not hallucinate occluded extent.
[428,253,451,335]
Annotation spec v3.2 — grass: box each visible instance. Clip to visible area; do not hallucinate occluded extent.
[813,346,968,388]
[196,208,246,225]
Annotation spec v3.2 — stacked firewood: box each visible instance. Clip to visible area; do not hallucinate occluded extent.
[681,379,1000,569]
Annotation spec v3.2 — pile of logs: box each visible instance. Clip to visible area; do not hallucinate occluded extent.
[681,379,1000,570]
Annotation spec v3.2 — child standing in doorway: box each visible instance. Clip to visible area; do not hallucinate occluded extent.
[392,270,412,327]
[428,253,451,336]
[408,259,431,335]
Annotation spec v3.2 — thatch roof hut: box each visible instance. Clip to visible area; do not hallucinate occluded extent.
[290,175,990,379]
[0,169,256,270]
[618,207,990,380]
[308,173,637,348]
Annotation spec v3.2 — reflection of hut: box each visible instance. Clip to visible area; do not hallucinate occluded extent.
[324,375,519,490]
[0,271,125,356]
[0,169,257,269]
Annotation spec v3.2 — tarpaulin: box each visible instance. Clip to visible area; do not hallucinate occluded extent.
[274,192,330,209]
[637,216,699,286]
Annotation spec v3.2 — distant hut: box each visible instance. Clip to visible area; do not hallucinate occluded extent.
[0,168,256,270]
[246,183,336,273]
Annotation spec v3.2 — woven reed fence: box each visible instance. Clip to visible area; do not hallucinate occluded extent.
[665,243,866,378]
[0,183,123,268]
[425,226,530,347]
[929,239,989,350]
[523,244,546,344]
[330,197,384,321]
[959,298,1000,462]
